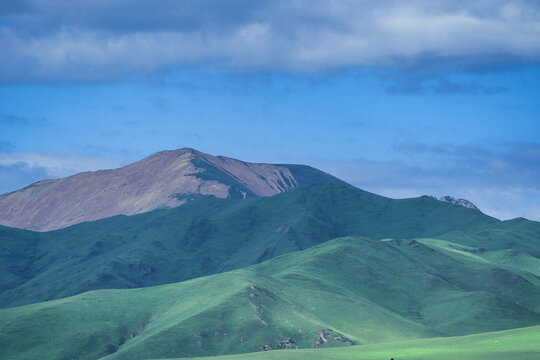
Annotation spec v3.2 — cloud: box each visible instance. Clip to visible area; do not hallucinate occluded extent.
[0,152,125,184]
[1,0,539,82]
[393,141,540,188]
[0,150,131,194]
[311,141,540,221]
[0,162,50,195]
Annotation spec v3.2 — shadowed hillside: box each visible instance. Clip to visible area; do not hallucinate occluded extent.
[0,183,502,308]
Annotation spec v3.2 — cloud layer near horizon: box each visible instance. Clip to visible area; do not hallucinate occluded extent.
[1,0,539,82]
[314,141,540,221]
[0,152,125,194]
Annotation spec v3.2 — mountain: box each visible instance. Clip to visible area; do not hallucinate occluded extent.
[1,236,539,360]
[432,195,480,211]
[0,183,502,309]
[1,150,539,360]
[0,148,347,231]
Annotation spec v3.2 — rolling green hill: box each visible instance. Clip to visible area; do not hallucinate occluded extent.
[0,183,504,308]
[439,216,540,258]
[164,325,540,360]
[1,236,539,360]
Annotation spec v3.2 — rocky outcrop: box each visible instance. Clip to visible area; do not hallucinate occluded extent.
[0,148,346,231]
[431,195,480,211]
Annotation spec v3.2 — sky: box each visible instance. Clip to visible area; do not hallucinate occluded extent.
[1,0,539,221]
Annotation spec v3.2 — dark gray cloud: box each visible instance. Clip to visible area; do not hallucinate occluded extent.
[1,0,539,82]
[1,0,265,33]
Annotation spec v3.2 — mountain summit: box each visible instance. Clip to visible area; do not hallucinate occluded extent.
[0,148,346,231]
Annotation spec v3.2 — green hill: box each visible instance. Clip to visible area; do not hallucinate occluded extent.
[439,216,540,257]
[164,325,540,360]
[0,183,503,308]
[1,236,539,360]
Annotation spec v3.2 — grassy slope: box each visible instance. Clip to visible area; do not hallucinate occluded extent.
[440,217,540,257]
[0,183,501,308]
[1,236,539,360]
[164,325,540,360]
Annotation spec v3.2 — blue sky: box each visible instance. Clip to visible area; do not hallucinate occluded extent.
[1,0,539,220]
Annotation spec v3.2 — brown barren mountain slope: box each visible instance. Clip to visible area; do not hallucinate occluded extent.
[0,148,345,231]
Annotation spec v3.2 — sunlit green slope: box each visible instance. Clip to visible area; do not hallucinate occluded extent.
[1,236,538,360]
[164,325,540,360]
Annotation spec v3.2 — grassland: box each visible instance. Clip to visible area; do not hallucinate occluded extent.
[1,183,539,359]
[164,325,540,360]
[1,236,539,360]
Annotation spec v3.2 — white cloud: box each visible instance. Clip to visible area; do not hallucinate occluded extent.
[0,152,125,178]
[369,185,540,221]
[303,141,540,221]
[1,0,539,82]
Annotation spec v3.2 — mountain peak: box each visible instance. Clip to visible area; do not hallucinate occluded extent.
[0,149,346,231]
[142,147,202,160]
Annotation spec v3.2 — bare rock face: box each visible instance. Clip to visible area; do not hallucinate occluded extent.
[431,195,480,211]
[0,148,345,231]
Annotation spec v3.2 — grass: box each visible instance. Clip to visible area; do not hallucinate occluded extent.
[1,166,539,360]
[1,236,539,360]
[163,325,540,360]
